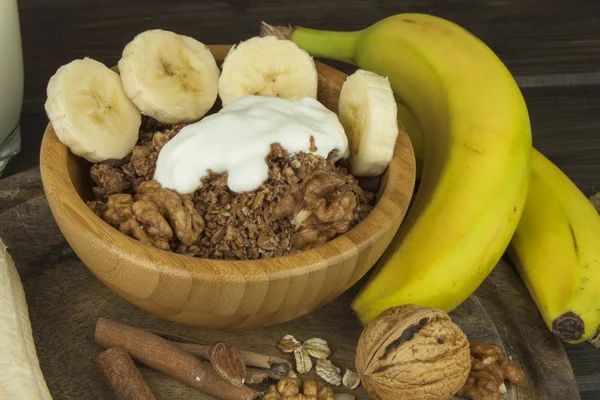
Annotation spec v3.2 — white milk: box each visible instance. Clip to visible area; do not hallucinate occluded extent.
[0,0,24,173]
[154,95,349,194]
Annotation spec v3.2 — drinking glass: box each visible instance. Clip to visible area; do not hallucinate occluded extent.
[0,0,24,176]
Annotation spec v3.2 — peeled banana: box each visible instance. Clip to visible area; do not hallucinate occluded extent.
[0,239,52,399]
[338,69,399,177]
[273,14,532,322]
[119,29,220,124]
[45,57,141,163]
[508,151,600,344]
[219,35,318,107]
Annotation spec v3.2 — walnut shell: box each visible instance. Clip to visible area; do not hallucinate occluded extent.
[355,304,471,400]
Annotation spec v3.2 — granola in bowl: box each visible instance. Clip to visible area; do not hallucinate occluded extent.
[87,117,376,260]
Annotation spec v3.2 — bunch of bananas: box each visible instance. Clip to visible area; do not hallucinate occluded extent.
[277,14,600,344]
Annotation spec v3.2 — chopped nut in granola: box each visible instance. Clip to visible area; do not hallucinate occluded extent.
[90,164,130,201]
[103,194,134,225]
[86,118,376,260]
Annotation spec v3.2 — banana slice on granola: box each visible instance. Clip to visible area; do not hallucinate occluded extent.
[218,35,318,107]
[44,57,142,163]
[118,29,220,123]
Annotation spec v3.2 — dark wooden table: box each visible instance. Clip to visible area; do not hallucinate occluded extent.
[6,0,600,398]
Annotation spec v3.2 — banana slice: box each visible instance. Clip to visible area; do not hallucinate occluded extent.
[218,35,318,107]
[338,69,398,177]
[44,57,142,163]
[118,29,220,123]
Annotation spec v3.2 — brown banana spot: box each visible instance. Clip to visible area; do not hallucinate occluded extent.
[552,311,584,342]
[568,224,579,259]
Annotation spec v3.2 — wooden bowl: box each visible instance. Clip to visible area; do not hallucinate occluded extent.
[40,45,416,330]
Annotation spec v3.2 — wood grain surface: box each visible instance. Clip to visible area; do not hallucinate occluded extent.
[39,46,416,329]
[4,0,600,398]
[0,177,579,399]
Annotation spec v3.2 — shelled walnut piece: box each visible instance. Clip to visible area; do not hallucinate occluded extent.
[456,341,526,400]
[264,379,335,400]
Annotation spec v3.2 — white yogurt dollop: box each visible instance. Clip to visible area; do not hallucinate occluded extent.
[154,95,349,194]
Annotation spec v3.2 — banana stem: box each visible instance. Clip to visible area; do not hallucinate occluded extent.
[291,27,361,65]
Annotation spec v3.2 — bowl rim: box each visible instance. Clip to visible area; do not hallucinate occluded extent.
[40,47,416,283]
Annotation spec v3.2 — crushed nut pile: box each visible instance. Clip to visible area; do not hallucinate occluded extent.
[277,335,360,391]
[266,378,336,400]
[87,117,376,260]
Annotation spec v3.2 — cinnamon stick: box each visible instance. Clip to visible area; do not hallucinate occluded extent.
[245,367,289,384]
[96,347,156,400]
[145,329,291,377]
[95,318,261,400]
[239,350,290,375]
[142,330,246,386]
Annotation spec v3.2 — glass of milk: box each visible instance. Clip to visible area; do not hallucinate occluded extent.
[0,0,23,176]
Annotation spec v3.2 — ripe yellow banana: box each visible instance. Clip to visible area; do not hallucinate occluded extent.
[508,151,600,344]
[270,14,532,323]
[399,99,600,345]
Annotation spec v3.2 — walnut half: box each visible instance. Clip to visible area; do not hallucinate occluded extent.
[133,181,205,247]
[273,169,362,251]
[456,341,526,400]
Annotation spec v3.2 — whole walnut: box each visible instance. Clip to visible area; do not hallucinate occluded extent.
[355,304,471,400]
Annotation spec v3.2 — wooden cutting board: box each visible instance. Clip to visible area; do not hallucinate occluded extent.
[0,168,580,400]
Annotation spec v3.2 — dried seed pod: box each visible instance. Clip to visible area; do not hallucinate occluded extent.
[316,359,342,386]
[278,335,302,353]
[303,338,331,359]
[355,304,471,400]
[294,347,313,374]
[278,378,301,397]
[342,369,360,389]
